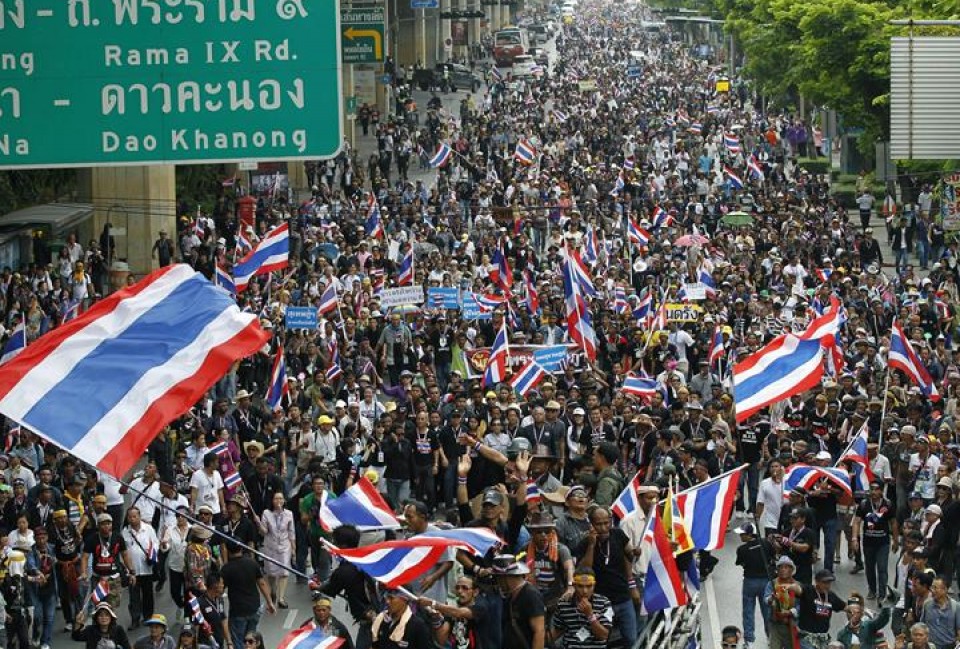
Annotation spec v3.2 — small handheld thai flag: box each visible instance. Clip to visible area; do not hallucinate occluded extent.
[612,471,644,520]
[889,320,940,400]
[688,122,703,135]
[621,374,660,399]
[214,263,237,296]
[837,423,875,493]
[233,223,289,293]
[483,323,510,387]
[514,139,537,166]
[723,132,741,154]
[724,166,744,190]
[221,177,237,188]
[397,249,414,286]
[510,359,547,397]
[609,172,625,197]
[0,322,26,365]
[365,202,384,239]
[628,219,651,248]
[816,268,833,283]
[633,294,652,323]
[706,105,720,115]
[319,477,401,531]
[623,156,636,171]
[208,441,229,458]
[553,109,569,122]
[523,270,540,315]
[428,144,453,168]
[491,65,504,82]
[747,154,765,180]
[614,286,629,314]
[92,579,110,605]
[265,347,288,411]
[525,480,542,505]
[318,284,338,315]
[223,471,242,490]
[698,267,717,298]
[708,326,725,366]
[187,593,210,632]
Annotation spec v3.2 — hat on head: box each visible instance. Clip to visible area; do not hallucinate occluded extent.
[144,614,168,627]
[234,389,252,400]
[912,547,930,558]
[191,526,213,540]
[526,512,556,530]
[776,556,796,569]
[94,602,117,619]
[814,450,832,461]
[910,491,924,500]
[546,400,561,410]
[96,513,112,524]
[243,441,265,456]
[815,569,836,582]
[926,504,943,517]
[937,477,954,490]
[734,522,757,536]
[482,489,505,506]
[317,415,335,426]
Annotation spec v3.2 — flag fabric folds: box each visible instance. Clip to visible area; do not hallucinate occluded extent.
[837,423,875,493]
[0,322,26,365]
[277,625,345,649]
[411,527,504,557]
[232,223,289,293]
[783,464,853,500]
[397,249,414,286]
[483,323,510,387]
[327,537,471,588]
[641,506,688,613]
[214,263,237,296]
[319,477,401,531]
[889,320,940,400]
[733,335,824,422]
[428,144,453,168]
[674,465,744,550]
[265,347,288,412]
[510,359,547,397]
[612,471,644,520]
[0,265,268,477]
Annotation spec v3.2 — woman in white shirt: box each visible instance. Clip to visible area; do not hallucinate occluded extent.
[160,507,191,621]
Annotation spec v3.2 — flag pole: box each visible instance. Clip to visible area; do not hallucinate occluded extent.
[660,463,750,505]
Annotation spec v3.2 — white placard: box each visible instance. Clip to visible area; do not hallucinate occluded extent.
[379,285,425,308]
[682,283,706,300]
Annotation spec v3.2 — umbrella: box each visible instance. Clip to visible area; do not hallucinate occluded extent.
[390,304,422,316]
[673,234,710,247]
[721,211,753,227]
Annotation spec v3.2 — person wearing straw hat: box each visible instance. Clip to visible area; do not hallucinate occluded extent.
[72,602,130,649]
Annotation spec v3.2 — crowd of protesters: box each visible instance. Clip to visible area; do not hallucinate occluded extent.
[0,1,959,649]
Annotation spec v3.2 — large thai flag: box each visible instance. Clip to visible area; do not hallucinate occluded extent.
[233,223,289,293]
[707,326,725,366]
[641,506,688,613]
[412,527,503,556]
[428,143,453,168]
[513,138,537,165]
[890,320,940,400]
[621,374,659,399]
[277,625,345,649]
[561,252,598,361]
[327,537,471,588]
[799,295,843,341]
[318,284,338,315]
[612,470,645,520]
[733,335,824,422]
[724,166,744,190]
[628,219,651,248]
[783,464,853,500]
[397,249,414,286]
[265,347,288,412]
[0,265,267,477]
[483,323,510,387]
[0,322,26,365]
[837,423,874,492]
[319,477,401,531]
[674,465,744,550]
[214,263,236,296]
[510,359,547,397]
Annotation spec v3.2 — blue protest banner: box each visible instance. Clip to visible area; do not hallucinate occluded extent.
[426,287,460,309]
[460,292,493,321]
[285,306,319,329]
[533,345,576,372]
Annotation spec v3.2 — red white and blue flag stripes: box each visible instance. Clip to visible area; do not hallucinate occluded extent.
[724,166,744,190]
[214,263,236,296]
[223,470,242,490]
[815,268,833,283]
[510,359,548,397]
[412,527,503,556]
[723,132,741,154]
[318,284,338,315]
[523,270,540,315]
[783,464,853,500]
[233,222,289,293]
[627,219,651,248]
[365,201,385,239]
[633,294,653,324]
[697,267,717,298]
[490,240,513,295]
[483,322,510,387]
[733,335,824,423]
[674,464,744,550]
[583,225,599,264]
[428,143,453,168]
[561,248,598,361]
[621,374,660,399]
[0,265,268,477]
[747,154,765,180]
[837,423,874,493]
[641,506,688,613]
[277,624,345,649]
[319,477,401,532]
[707,326,725,366]
[612,471,645,520]
[566,246,597,298]
[799,295,843,342]
[187,592,212,634]
[92,579,109,605]
[889,320,940,400]
[397,249,414,286]
[614,286,629,314]
[0,322,26,365]
[326,537,470,588]
[265,347,288,412]
[513,138,537,165]
[651,206,673,229]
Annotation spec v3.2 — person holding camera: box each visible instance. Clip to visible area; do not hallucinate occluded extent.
[80,513,136,613]
[122,506,160,630]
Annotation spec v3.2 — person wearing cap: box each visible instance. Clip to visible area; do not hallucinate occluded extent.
[774,507,816,584]
[921,503,947,573]
[765,556,801,649]
[175,626,209,649]
[549,566,613,648]
[735,521,774,646]
[133,614,175,649]
[72,602,131,649]
[852,480,899,601]
[522,511,575,612]
[299,595,354,649]
[786,570,847,649]
[80,512,135,612]
[231,389,263,446]
[837,592,892,649]
[372,587,433,649]
[490,553,546,649]
[217,495,258,561]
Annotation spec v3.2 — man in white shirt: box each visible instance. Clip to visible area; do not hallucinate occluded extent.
[909,437,941,502]
[189,454,225,517]
[127,461,162,529]
[312,416,340,464]
[756,458,785,537]
[122,507,161,629]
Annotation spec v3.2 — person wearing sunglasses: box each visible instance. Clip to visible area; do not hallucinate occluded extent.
[241,632,264,649]
[721,625,744,649]
[418,575,490,649]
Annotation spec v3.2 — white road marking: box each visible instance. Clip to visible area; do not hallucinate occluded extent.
[705,571,721,649]
[283,609,298,629]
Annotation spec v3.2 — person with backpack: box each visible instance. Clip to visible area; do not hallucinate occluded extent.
[591,442,625,508]
[79,513,136,612]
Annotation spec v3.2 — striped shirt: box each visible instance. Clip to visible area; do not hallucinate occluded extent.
[551,593,614,649]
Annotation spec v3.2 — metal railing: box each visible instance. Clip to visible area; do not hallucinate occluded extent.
[636,594,702,649]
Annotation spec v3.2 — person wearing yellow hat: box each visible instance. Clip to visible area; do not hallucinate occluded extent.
[313,416,339,464]
[300,594,353,645]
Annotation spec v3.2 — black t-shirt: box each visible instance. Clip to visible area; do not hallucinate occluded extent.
[736,538,774,579]
[218,516,259,548]
[786,526,816,573]
[737,423,766,464]
[409,429,440,467]
[503,583,546,649]
[855,498,895,544]
[796,584,845,633]
[376,610,433,649]
[197,592,225,646]
[220,555,263,617]
[448,596,489,649]
[83,533,127,576]
[575,529,631,604]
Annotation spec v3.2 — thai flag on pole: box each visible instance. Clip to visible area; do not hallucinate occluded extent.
[724,166,744,190]
[491,65,504,82]
[651,299,668,331]
[747,155,765,180]
[553,109,569,122]
[318,284,338,315]
[523,270,540,315]
[674,465,745,550]
[366,202,385,239]
[688,122,703,135]
[428,143,453,168]
[233,223,289,293]
[235,228,253,258]
[513,139,537,165]
[483,323,510,387]
[783,464,853,500]
[723,132,741,154]
[708,326,725,366]
[889,320,940,400]
[609,172,625,197]
[62,301,80,323]
[397,249,414,286]
[567,247,597,297]
[698,267,717,298]
[265,347,288,412]
[614,286,629,314]
[612,471,644,520]
[490,241,513,295]
[651,206,670,229]
[510,359,547,397]
[223,470,242,490]
[277,625,345,649]
[633,294,652,323]
[92,579,110,605]
[621,374,660,399]
[706,105,720,115]
[193,217,205,238]
[0,265,268,477]
[837,423,875,492]
[319,477,401,531]
[628,219,651,248]
[187,593,212,634]
[561,251,598,361]
[623,156,636,171]
[583,225,599,264]
[0,322,26,365]
[733,335,824,423]
[799,296,843,342]
[641,506,688,613]
[208,441,230,458]
[214,263,237,296]
[327,537,476,588]
[413,527,504,556]
[816,268,833,283]
[4,425,19,454]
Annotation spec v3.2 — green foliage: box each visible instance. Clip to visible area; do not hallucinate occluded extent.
[0,170,78,215]
[795,157,831,174]
[176,164,229,214]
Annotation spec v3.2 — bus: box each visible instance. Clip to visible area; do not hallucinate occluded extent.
[493,26,528,65]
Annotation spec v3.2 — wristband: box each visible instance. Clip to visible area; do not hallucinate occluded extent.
[458,476,468,484]
[473,441,482,451]
[588,614,598,624]
[627,579,637,589]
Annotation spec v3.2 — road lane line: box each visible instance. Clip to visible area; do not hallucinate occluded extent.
[283,609,298,629]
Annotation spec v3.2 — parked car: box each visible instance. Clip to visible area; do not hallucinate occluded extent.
[511,54,540,79]
[528,47,549,67]
[412,62,483,92]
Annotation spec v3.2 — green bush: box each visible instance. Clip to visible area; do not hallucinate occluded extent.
[796,158,831,175]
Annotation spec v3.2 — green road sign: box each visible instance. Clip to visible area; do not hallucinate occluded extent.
[341,6,385,64]
[0,0,343,169]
